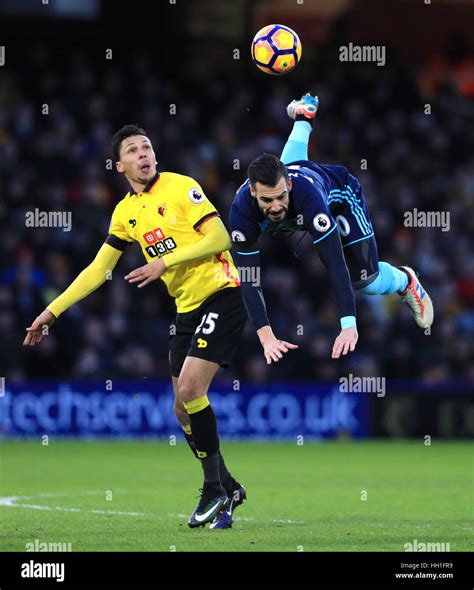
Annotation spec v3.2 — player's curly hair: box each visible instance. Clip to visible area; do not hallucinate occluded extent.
[112,124,148,162]
[248,153,288,188]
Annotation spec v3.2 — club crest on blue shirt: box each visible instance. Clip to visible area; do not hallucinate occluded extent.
[313,213,330,232]
[232,230,246,242]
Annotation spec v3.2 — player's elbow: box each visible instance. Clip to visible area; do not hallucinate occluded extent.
[211,227,231,253]
[220,232,232,252]
[201,219,231,254]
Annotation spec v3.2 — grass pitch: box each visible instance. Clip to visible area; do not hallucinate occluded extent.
[0,440,471,552]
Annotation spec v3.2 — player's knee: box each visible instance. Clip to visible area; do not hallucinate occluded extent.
[173,398,188,422]
[353,271,380,294]
[357,280,379,295]
[176,378,202,405]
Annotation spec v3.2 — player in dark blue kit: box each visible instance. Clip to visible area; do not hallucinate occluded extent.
[210,94,434,530]
[229,93,434,365]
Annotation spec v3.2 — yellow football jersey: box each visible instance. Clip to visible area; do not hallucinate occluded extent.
[107,172,240,312]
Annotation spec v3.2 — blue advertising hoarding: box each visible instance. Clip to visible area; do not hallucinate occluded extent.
[0,381,369,439]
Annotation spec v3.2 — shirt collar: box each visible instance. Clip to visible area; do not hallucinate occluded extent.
[129,171,160,196]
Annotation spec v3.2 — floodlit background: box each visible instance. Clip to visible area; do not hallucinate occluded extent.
[0,0,473,439]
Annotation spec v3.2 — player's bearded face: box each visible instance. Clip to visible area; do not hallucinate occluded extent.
[117,135,157,185]
[252,177,291,222]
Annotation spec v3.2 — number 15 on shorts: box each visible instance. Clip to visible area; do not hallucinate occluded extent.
[195,312,219,335]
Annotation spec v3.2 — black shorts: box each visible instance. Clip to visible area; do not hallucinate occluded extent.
[169,287,247,377]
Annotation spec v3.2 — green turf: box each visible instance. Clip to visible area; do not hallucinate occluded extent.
[0,440,472,551]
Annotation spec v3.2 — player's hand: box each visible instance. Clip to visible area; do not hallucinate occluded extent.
[257,326,298,365]
[125,259,167,288]
[23,309,56,347]
[331,327,358,359]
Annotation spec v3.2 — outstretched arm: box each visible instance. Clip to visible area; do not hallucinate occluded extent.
[296,172,358,358]
[229,201,298,364]
[313,227,358,358]
[232,242,298,364]
[23,242,123,346]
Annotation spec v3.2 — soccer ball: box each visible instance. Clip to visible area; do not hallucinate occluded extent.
[251,24,302,75]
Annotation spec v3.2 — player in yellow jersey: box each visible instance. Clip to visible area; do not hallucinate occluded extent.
[23,125,247,529]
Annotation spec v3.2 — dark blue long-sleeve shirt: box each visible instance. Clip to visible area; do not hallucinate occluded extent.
[229,160,356,330]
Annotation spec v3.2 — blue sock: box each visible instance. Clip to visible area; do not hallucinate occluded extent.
[280,121,312,164]
[358,262,408,295]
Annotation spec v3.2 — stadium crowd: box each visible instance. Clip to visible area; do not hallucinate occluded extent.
[1,37,473,384]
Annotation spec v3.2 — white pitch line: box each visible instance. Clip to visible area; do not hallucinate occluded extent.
[1,494,307,523]
[0,492,145,516]
[4,503,144,516]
